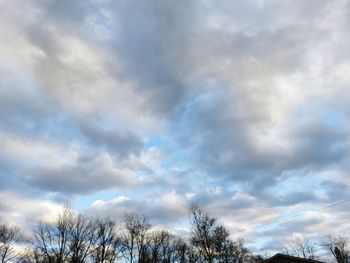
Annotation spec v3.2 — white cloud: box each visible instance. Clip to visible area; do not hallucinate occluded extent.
[0,0,350,255]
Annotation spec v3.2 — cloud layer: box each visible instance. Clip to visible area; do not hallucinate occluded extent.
[1,0,350,255]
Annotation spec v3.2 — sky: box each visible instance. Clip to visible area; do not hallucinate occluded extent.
[1,0,350,255]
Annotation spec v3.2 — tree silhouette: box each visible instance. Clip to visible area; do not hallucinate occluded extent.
[0,223,22,263]
[326,235,349,263]
[189,204,251,263]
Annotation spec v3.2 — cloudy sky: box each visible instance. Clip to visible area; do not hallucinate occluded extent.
[1,0,350,255]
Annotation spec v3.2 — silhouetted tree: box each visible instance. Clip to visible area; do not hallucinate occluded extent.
[121,213,151,263]
[189,204,218,263]
[69,214,97,263]
[0,223,22,263]
[189,204,251,263]
[16,248,46,263]
[32,207,74,263]
[91,218,122,263]
[172,237,192,263]
[0,204,287,263]
[230,239,252,263]
[326,235,349,263]
[283,238,318,260]
[145,230,173,263]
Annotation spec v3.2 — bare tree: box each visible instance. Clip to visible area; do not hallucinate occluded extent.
[121,213,151,263]
[189,204,252,263]
[16,248,39,263]
[229,239,251,263]
[91,218,122,263]
[213,226,230,262]
[32,210,122,263]
[325,235,349,263]
[4,205,262,263]
[146,230,170,263]
[173,238,191,263]
[189,204,217,263]
[146,230,183,263]
[32,207,75,263]
[189,204,244,263]
[69,214,97,263]
[0,223,22,263]
[283,238,318,260]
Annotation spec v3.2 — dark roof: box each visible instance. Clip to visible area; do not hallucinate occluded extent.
[264,253,326,263]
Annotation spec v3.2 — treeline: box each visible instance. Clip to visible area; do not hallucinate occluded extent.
[1,205,349,263]
[0,204,262,263]
[281,236,350,263]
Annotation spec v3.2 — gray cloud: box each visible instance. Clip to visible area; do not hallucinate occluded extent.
[79,123,143,157]
[321,181,350,202]
[25,162,128,195]
[1,0,350,254]
[22,147,161,195]
[89,191,189,225]
[109,0,195,113]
